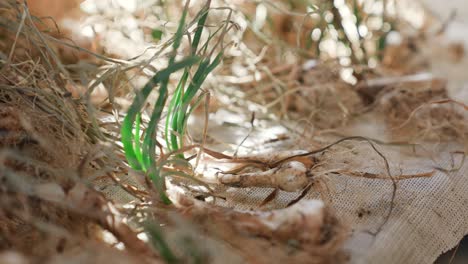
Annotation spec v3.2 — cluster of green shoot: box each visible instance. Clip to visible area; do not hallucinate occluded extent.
[121,1,224,204]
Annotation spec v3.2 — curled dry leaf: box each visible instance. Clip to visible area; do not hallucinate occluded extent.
[219,160,310,191]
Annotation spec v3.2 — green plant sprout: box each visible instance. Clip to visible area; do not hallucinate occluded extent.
[121,0,227,203]
[165,1,224,157]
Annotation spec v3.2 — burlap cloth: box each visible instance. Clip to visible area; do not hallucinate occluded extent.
[191,111,468,264]
[221,154,467,264]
